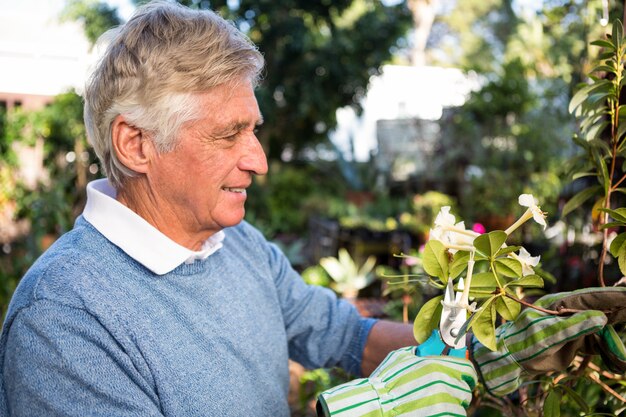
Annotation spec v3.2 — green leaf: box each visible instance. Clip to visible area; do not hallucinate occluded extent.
[470,271,498,287]
[618,121,626,142]
[423,240,449,283]
[598,51,615,60]
[585,120,609,140]
[544,389,562,417]
[613,20,623,50]
[506,274,544,288]
[593,148,610,194]
[450,251,470,279]
[471,300,497,351]
[495,292,521,321]
[591,39,616,50]
[413,295,443,344]
[599,207,626,222]
[619,252,626,277]
[474,231,507,259]
[494,258,522,278]
[610,232,626,257]
[585,92,611,106]
[468,272,498,298]
[569,81,611,113]
[599,221,625,229]
[619,104,626,118]
[572,171,597,180]
[495,245,521,257]
[592,64,617,73]
[587,138,611,154]
[557,385,590,413]
[572,133,589,149]
[561,185,602,217]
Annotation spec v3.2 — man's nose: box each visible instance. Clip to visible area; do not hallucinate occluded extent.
[240,133,268,175]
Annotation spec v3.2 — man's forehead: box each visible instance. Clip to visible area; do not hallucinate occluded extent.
[211,113,264,130]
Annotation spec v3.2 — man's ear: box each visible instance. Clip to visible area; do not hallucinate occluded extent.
[110,115,154,174]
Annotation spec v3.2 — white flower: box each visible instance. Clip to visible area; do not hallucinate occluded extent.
[429,207,475,253]
[518,194,547,230]
[515,247,540,276]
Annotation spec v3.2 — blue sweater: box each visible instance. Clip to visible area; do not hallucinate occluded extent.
[0,217,375,416]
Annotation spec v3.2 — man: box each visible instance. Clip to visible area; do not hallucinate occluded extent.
[0,2,422,416]
[1,2,623,417]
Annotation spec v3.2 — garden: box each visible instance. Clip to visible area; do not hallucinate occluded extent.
[2,0,626,416]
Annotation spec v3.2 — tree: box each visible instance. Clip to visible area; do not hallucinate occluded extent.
[70,0,412,161]
[191,0,413,160]
[61,0,121,45]
[408,0,440,66]
[425,1,625,227]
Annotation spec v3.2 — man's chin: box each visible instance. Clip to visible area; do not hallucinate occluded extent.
[216,212,246,229]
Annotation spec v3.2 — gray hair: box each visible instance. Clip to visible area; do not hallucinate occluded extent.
[84,1,264,188]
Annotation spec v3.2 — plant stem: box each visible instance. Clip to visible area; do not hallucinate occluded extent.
[490,262,503,289]
[611,172,626,190]
[443,243,475,252]
[504,293,561,315]
[504,209,533,236]
[599,45,626,287]
[442,225,480,238]
[460,251,475,307]
[587,371,626,403]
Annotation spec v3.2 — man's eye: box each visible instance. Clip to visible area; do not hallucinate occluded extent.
[216,132,239,141]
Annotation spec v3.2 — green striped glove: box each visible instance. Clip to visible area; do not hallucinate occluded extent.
[316,347,477,417]
[472,287,626,396]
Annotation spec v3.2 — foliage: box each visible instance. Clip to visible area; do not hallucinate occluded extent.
[61,0,121,45]
[0,91,99,318]
[337,194,408,233]
[438,59,570,224]
[68,0,412,159]
[319,248,376,298]
[300,265,331,288]
[399,191,457,236]
[292,367,352,417]
[245,161,348,238]
[429,0,626,226]
[377,249,425,324]
[565,21,626,287]
[411,23,626,414]
[413,200,546,350]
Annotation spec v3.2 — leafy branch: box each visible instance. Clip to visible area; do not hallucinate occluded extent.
[412,196,548,350]
[565,21,626,286]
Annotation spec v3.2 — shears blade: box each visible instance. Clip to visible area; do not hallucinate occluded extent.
[439,278,467,349]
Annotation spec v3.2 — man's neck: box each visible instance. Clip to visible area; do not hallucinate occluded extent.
[116,178,210,251]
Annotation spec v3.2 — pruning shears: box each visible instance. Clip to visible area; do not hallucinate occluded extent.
[416,278,469,359]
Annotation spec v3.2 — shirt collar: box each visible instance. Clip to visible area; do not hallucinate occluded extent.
[82,179,225,275]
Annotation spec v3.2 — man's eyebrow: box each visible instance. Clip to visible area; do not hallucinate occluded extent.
[218,116,264,134]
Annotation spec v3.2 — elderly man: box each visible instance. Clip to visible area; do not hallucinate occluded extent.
[0,3,420,416]
[1,2,625,417]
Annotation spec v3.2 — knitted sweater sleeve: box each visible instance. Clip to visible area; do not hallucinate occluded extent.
[263,240,376,376]
[3,300,163,417]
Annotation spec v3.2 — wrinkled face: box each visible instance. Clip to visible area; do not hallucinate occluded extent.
[147,80,267,240]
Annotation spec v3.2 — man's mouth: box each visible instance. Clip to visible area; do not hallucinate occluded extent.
[222,187,246,193]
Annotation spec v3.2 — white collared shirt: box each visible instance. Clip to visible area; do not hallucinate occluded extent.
[82,179,224,275]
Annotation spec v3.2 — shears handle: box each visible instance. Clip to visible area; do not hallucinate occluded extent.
[415,330,467,358]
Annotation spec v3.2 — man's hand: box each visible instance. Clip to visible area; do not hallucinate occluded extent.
[317,347,476,417]
[472,287,626,396]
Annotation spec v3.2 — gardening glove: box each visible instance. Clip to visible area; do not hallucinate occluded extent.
[471,287,626,396]
[316,346,477,417]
